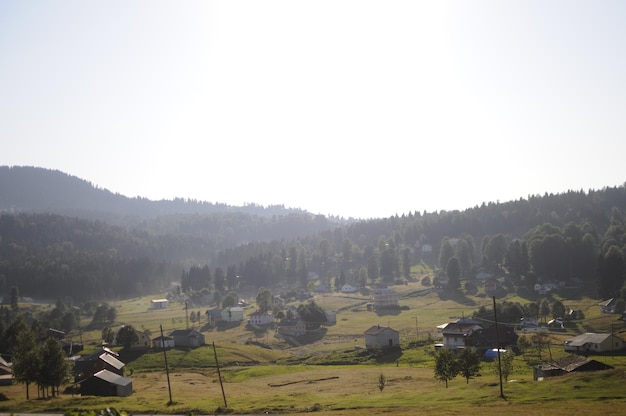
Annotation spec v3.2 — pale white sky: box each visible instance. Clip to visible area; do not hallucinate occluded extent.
[1,1,625,219]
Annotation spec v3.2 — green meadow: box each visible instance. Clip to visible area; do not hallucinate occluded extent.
[1,278,625,415]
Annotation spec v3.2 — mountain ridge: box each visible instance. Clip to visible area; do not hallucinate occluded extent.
[0,165,318,222]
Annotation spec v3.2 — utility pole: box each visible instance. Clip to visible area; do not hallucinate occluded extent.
[185,300,189,329]
[414,316,419,340]
[213,341,228,409]
[492,296,505,399]
[160,325,173,405]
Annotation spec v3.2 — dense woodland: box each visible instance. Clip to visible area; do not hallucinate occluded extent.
[0,166,625,308]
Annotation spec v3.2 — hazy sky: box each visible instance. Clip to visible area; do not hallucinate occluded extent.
[1,1,625,219]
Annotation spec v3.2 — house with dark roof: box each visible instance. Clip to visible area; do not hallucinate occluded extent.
[73,348,125,382]
[364,325,400,349]
[599,298,616,314]
[277,319,306,337]
[80,369,133,397]
[437,318,483,350]
[0,358,13,386]
[533,355,613,381]
[464,324,518,353]
[169,329,205,348]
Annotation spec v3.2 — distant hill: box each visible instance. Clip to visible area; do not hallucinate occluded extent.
[0,165,316,222]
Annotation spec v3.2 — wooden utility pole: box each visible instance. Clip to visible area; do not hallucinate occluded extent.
[160,325,173,405]
[213,341,228,409]
[492,296,505,399]
[185,300,189,329]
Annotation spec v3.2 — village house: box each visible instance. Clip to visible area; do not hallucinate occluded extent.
[372,288,399,309]
[341,284,359,293]
[151,335,175,349]
[272,295,286,307]
[533,355,613,381]
[73,347,125,382]
[324,310,337,325]
[150,299,168,309]
[169,329,205,348]
[0,356,13,386]
[364,325,400,349]
[129,331,151,351]
[519,316,540,331]
[314,284,329,293]
[206,308,222,324]
[598,298,616,314]
[80,369,133,397]
[247,310,275,325]
[564,332,625,353]
[437,318,483,350]
[464,324,519,353]
[277,319,306,337]
[221,306,244,322]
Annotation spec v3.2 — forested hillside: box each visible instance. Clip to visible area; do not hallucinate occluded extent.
[0,166,334,222]
[0,165,625,305]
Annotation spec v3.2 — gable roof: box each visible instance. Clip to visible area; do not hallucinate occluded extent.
[537,355,613,372]
[364,325,398,336]
[598,298,615,307]
[565,333,618,347]
[169,329,202,337]
[98,353,125,370]
[92,369,132,387]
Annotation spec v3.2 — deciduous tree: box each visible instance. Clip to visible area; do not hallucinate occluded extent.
[116,325,139,350]
[434,349,458,388]
[457,348,481,384]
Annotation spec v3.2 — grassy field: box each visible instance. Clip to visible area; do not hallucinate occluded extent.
[1,278,626,415]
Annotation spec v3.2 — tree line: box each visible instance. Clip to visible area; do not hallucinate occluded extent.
[1,186,626,303]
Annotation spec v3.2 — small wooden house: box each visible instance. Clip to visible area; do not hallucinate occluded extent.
[533,355,613,381]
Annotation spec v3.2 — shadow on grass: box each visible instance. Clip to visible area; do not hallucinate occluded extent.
[375,308,402,317]
[216,321,242,331]
[438,289,476,306]
[296,327,328,345]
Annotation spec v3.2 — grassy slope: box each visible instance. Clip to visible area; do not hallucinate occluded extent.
[1,278,625,415]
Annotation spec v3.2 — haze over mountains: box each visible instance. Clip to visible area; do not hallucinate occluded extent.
[0,165,317,222]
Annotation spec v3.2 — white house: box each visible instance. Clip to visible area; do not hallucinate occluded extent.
[152,335,175,349]
[437,318,483,350]
[364,325,400,349]
[221,306,244,322]
[341,284,359,293]
[150,299,168,309]
[248,310,274,325]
